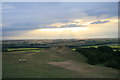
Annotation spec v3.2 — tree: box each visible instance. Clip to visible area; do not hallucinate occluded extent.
[96,52,106,63]
[105,59,119,69]
[2,48,8,52]
[97,46,113,54]
[87,52,99,65]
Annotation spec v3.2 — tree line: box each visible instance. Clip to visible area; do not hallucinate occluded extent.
[76,46,120,70]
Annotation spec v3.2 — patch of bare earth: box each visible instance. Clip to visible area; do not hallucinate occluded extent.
[48,60,118,78]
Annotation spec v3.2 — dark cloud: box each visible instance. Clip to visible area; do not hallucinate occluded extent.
[91,20,110,24]
[57,20,71,23]
[60,24,84,28]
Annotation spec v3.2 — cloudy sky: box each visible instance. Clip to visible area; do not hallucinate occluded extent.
[2,2,118,40]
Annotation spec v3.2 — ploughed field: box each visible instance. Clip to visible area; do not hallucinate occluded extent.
[3,47,119,78]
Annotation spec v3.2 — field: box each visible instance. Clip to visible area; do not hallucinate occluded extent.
[3,47,119,78]
[7,48,41,52]
[72,45,120,51]
[79,45,120,48]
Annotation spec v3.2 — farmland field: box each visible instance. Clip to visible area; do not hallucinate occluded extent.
[7,48,41,52]
[79,45,120,48]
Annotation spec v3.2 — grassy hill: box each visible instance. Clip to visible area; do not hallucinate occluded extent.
[2,47,119,78]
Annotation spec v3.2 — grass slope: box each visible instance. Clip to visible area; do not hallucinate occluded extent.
[2,47,119,78]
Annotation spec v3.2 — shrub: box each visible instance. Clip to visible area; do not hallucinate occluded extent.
[87,52,99,65]
[105,59,119,70]
[97,46,113,54]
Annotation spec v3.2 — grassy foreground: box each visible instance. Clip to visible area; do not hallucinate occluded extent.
[3,47,119,78]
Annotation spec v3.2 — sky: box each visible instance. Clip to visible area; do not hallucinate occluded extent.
[2,2,118,40]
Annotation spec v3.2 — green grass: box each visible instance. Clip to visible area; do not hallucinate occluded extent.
[72,49,76,51]
[110,46,120,48]
[7,48,40,50]
[2,49,81,78]
[80,46,98,48]
[79,45,120,51]
[3,47,119,78]
[79,45,120,48]
[7,48,42,52]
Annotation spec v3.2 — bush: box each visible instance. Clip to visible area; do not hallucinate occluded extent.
[87,52,99,65]
[96,52,106,63]
[75,46,119,70]
[105,59,119,70]
[97,46,113,54]
[2,48,8,52]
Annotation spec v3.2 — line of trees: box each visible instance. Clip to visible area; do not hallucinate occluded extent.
[76,46,120,70]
